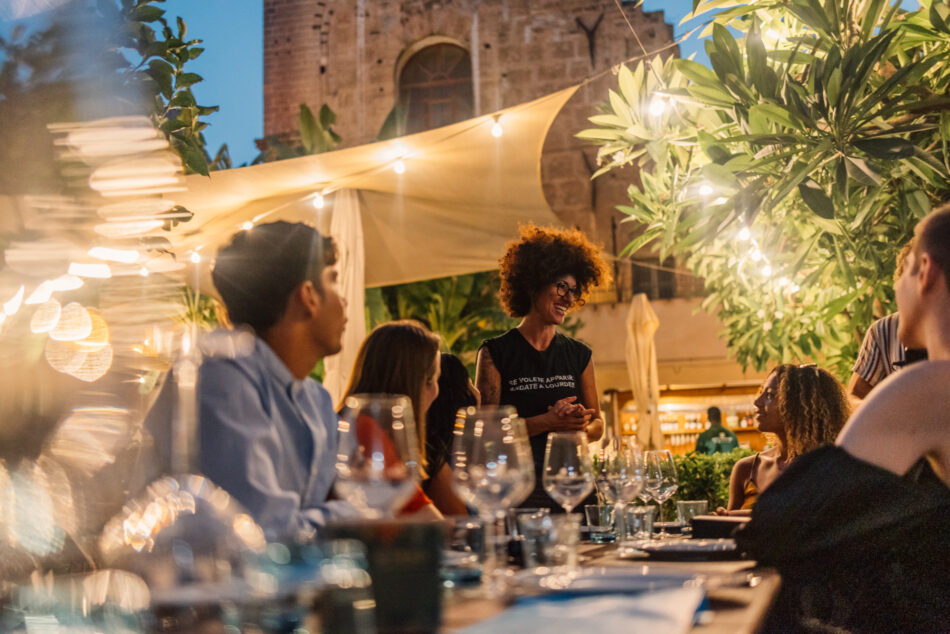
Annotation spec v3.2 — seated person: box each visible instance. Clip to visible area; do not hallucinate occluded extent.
[719,364,850,514]
[848,246,928,400]
[694,406,738,454]
[737,206,950,632]
[424,353,478,512]
[343,320,464,516]
[144,221,358,543]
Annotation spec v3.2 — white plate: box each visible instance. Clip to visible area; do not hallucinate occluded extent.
[637,538,739,560]
[511,566,698,595]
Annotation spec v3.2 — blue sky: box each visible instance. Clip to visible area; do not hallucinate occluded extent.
[1,0,918,165]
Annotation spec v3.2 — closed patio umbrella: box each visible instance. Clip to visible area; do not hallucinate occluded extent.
[626,293,663,450]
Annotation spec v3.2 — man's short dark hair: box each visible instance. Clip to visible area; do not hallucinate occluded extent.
[914,202,950,292]
[212,221,337,333]
[707,406,722,425]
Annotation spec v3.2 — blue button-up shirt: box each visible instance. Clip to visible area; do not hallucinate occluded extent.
[144,333,357,542]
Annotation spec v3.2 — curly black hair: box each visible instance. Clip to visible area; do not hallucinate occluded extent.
[497,224,610,317]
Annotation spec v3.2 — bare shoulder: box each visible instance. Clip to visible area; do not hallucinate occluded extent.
[838,361,950,475]
[731,455,755,479]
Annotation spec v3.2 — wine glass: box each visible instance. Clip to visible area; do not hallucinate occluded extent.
[334,393,421,519]
[451,406,535,593]
[542,432,594,514]
[644,449,678,537]
[598,437,643,549]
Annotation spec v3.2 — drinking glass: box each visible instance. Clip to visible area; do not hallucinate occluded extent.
[334,394,421,519]
[451,406,535,593]
[595,437,643,549]
[644,449,678,536]
[542,431,594,514]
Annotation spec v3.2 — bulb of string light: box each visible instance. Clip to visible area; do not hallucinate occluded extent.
[491,121,503,137]
[312,193,325,209]
[393,160,406,174]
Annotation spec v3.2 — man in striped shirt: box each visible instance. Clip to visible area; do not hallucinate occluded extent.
[848,312,905,399]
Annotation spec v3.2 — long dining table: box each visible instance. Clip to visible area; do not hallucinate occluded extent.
[441,541,781,633]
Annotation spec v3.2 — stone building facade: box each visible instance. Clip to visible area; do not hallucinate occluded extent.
[262,0,678,289]
[259,1,763,392]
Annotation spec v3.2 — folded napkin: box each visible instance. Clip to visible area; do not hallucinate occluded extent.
[459,586,704,634]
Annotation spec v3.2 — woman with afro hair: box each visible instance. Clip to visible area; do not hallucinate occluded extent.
[476,225,610,511]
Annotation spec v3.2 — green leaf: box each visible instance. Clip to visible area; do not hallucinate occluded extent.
[298,104,319,154]
[171,136,209,176]
[175,72,202,89]
[576,128,623,141]
[749,103,799,129]
[672,58,720,87]
[188,46,205,60]
[318,103,336,128]
[854,137,915,159]
[133,5,164,22]
[844,157,882,186]
[618,64,639,105]
[798,179,835,220]
[146,58,174,98]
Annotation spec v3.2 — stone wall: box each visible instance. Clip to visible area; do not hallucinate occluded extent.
[262,0,677,250]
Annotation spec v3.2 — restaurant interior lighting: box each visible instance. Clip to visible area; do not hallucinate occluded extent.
[312,193,325,209]
[241,221,254,231]
[189,252,201,264]
[393,160,406,174]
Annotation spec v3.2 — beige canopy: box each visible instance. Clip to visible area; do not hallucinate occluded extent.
[166,86,578,289]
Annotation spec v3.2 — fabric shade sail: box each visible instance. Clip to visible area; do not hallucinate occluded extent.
[164,86,578,290]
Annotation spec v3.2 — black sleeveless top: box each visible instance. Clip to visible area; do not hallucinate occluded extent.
[481,328,592,510]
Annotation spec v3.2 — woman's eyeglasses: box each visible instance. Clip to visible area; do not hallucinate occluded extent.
[555,281,585,306]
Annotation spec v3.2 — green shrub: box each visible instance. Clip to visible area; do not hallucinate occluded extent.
[671,448,754,511]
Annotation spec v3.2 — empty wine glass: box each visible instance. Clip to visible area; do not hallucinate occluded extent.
[334,394,421,519]
[451,406,535,594]
[598,437,643,549]
[644,449,678,537]
[543,432,594,514]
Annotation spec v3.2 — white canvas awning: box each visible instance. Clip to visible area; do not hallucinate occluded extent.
[165,86,579,289]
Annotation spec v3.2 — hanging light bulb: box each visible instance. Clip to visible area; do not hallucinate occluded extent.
[190,252,201,264]
[241,221,254,231]
[648,97,666,117]
[393,160,406,175]
[738,227,751,241]
[490,115,503,138]
[761,264,772,277]
[698,184,714,197]
[139,267,149,277]
[312,193,325,209]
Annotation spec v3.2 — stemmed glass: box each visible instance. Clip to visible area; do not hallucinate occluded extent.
[644,449,678,537]
[596,437,643,549]
[543,432,595,514]
[334,393,422,519]
[451,406,535,594]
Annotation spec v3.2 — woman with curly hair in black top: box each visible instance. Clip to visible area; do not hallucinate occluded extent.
[476,224,610,510]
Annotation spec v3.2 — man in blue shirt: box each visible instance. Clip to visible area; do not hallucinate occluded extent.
[146,221,357,542]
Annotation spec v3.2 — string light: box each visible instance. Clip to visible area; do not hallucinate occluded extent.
[698,184,714,197]
[189,252,201,264]
[648,97,666,117]
[738,227,751,241]
[312,193,325,209]
[750,249,763,262]
[761,264,772,277]
[393,160,406,175]
[139,267,149,277]
[490,115,503,138]
[241,221,254,231]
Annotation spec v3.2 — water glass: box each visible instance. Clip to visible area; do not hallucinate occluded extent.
[676,500,709,534]
[515,509,552,568]
[542,431,594,513]
[583,504,616,543]
[625,505,656,541]
[541,514,581,569]
[442,518,484,588]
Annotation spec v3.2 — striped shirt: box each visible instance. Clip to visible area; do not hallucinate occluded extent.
[852,313,906,387]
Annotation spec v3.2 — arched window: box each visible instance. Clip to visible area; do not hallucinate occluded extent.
[398,44,473,134]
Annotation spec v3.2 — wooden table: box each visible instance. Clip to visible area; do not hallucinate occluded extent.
[442,542,780,633]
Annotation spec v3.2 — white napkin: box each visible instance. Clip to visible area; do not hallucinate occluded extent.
[459,586,704,634]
